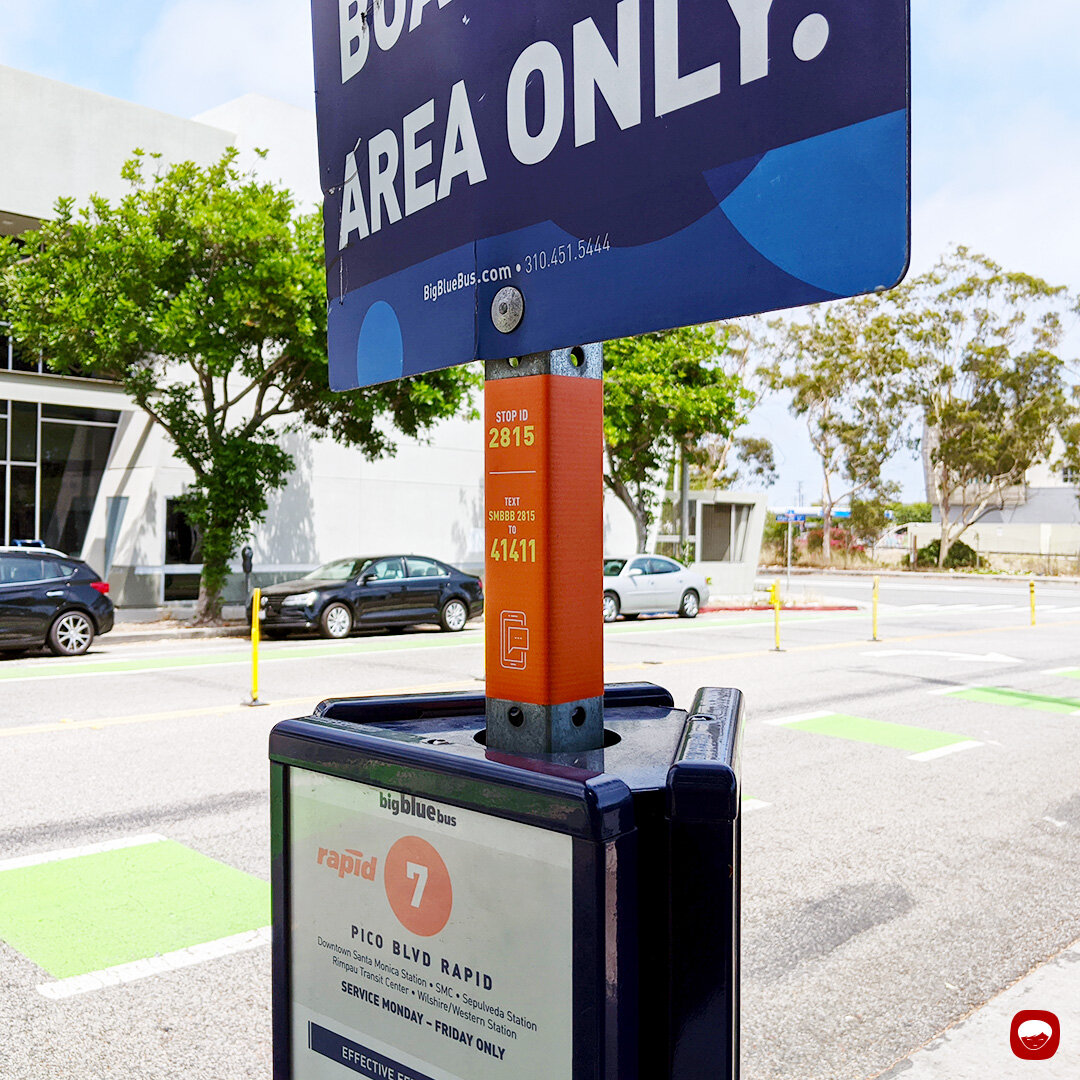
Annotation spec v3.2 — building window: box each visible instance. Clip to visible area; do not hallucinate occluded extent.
[700,503,752,562]
[0,398,119,553]
[2,322,113,379]
[0,324,43,374]
[1063,466,1079,485]
[164,499,203,601]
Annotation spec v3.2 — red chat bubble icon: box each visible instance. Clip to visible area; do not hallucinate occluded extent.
[1010,1010,1060,1060]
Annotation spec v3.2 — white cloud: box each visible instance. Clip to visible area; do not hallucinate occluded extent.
[133,0,315,117]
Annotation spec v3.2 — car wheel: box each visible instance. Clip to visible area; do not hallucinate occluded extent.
[47,611,95,656]
[602,592,620,622]
[440,599,468,632]
[319,602,353,639]
[678,589,699,618]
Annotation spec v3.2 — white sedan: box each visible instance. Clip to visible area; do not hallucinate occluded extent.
[602,555,710,622]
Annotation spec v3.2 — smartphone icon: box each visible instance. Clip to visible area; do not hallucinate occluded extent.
[500,611,529,669]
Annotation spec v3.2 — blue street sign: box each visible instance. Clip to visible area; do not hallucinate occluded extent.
[776,513,806,523]
[311,0,910,389]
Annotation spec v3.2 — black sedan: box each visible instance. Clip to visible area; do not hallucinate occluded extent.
[254,555,483,638]
[0,546,114,656]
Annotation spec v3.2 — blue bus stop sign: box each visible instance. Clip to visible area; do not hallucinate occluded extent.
[310,0,910,389]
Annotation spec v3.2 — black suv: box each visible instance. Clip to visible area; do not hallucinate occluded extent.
[0,547,114,655]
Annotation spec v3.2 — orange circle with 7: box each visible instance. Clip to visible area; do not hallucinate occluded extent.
[384,836,453,937]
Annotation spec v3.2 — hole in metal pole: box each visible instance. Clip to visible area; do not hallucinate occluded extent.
[570,347,585,368]
[571,707,586,727]
[508,357,520,368]
[508,706,525,727]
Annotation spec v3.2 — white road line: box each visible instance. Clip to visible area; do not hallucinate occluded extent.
[37,926,272,1000]
[762,710,835,726]
[907,740,983,761]
[0,834,166,873]
[1042,667,1078,675]
[0,638,484,684]
[927,683,981,697]
[741,798,771,813]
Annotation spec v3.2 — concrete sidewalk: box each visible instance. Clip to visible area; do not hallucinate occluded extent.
[875,939,1080,1078]
[110,606,249,644]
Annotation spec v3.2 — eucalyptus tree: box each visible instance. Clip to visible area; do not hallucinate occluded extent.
[769,294,913,561]
[902,246,1077,565]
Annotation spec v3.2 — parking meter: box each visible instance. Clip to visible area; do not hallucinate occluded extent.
[242,545,253,597]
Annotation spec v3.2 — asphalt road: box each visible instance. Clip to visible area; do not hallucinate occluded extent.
[1,571,1079,1079]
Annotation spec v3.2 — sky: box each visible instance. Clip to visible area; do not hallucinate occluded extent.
[1,0,1077,505]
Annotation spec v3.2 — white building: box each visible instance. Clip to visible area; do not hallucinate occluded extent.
[0,65,651,608]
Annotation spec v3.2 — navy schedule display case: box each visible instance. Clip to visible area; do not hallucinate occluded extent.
[270,682,742,1080]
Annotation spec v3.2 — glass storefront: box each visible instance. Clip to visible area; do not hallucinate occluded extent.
[1,398,119,553]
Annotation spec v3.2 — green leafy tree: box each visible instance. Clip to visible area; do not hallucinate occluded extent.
[603,325,753,551]
[901,247,1078,566]
[847,499,890,548]
[767,294,913,562]
[710,434,777,489]
[888,500,932,526]
[848,499,931,550]
[0,149,476,620]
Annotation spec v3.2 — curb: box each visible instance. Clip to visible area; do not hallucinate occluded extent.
[108,625,250,645]
[703,604,858,613]
[758,567,1080,584]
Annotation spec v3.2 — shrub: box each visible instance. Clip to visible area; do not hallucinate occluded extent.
[913,538,981,569]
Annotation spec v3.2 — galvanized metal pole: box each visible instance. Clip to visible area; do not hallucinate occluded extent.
[786,520,793,590]
[679,447,690,561]
[483,344,605,754]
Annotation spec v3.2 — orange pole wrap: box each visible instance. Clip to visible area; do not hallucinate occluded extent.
[484,373,603,707]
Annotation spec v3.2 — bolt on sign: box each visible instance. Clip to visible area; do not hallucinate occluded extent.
[310,0,910,390]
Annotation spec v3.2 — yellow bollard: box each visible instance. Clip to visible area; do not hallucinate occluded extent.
[247,587,267,706]
[771,578,782,651]
[872,575,880,641]
[1029,580,1036,627]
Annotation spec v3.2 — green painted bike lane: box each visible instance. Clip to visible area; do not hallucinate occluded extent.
[0,837,268,995]
[942,685,1080,714]
[0,630,487,681]
[0,609,852,683]
[766,710,982,760]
